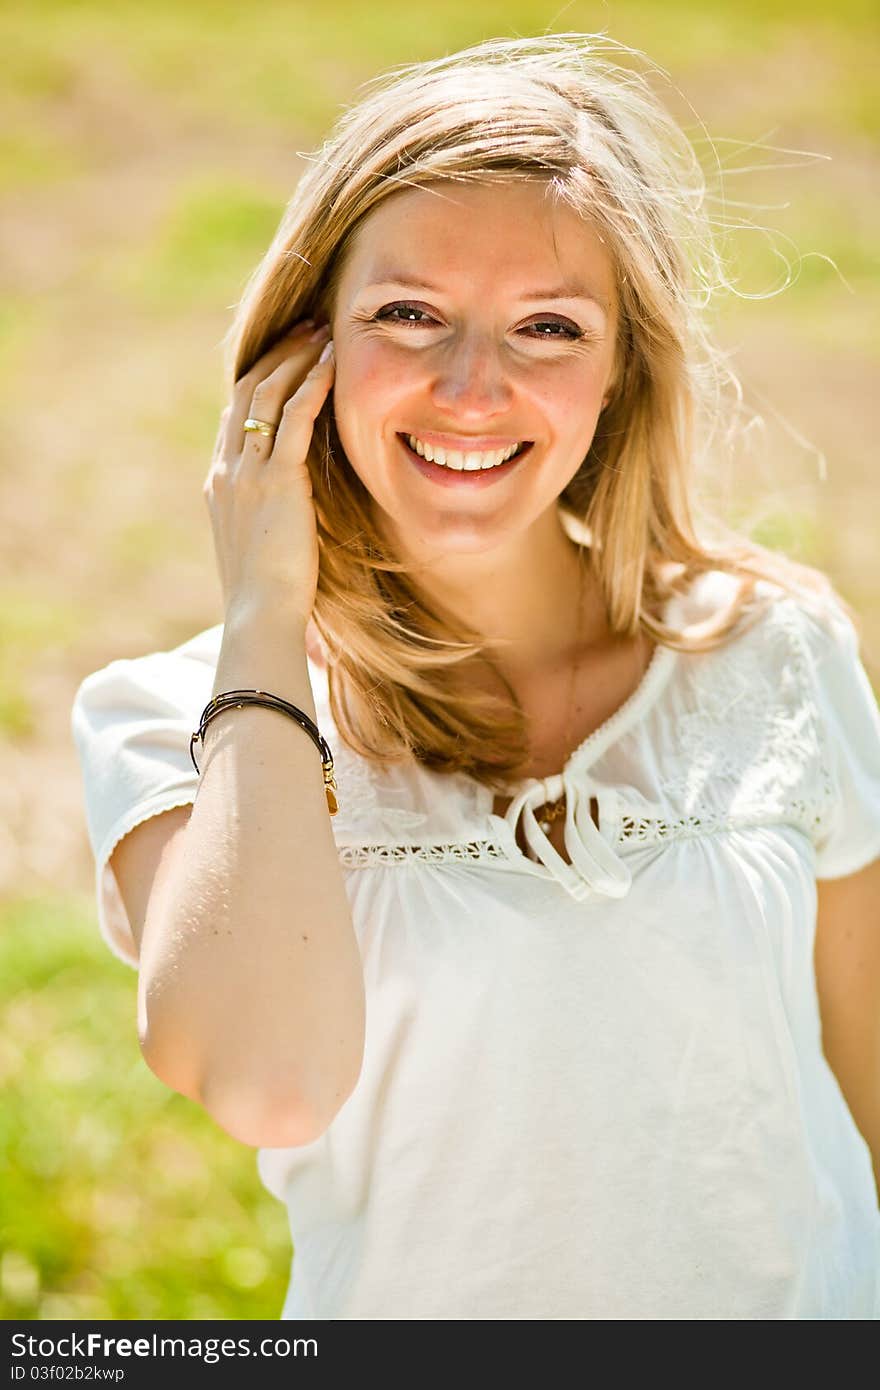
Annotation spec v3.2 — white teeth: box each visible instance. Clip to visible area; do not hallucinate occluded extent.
[405,435,523,470]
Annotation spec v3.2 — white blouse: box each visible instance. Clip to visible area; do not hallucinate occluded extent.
[70,568,880,1319]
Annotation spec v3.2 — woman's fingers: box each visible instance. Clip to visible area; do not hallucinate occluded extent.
[238,328,331,465]
[224,317,322,453]
[264,340,335,471]
[203,333,334,620]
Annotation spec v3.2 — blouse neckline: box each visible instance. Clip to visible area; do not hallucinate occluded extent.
[563,634,677,773]
[477,588,683,802]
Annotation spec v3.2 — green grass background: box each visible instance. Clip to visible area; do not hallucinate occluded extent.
[1,0,878,1319]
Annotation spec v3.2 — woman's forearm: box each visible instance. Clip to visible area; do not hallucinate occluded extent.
[137,602,365,1146]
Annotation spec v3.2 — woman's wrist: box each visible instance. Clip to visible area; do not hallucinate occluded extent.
[222,591,312,645]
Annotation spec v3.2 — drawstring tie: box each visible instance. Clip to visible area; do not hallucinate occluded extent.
[500,771,632,902]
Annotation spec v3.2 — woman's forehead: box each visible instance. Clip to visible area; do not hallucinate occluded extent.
[338,181,616,310]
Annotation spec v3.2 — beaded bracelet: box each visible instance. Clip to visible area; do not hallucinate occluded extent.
[190,689,339,815]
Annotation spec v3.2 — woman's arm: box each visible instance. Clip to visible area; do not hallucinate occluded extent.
[137,605,366,1149]
[814,856,880,1204]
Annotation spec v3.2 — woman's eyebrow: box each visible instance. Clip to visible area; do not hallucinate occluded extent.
[360,273,609,311]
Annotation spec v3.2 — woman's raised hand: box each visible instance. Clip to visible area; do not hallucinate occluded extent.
[203,317,335,631]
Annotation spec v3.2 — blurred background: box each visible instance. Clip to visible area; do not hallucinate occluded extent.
[1,0,877,1319]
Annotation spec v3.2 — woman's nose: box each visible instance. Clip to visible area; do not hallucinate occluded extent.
[429,335,514,419]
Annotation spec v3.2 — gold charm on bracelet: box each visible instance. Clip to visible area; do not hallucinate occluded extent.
[323,760,339,816]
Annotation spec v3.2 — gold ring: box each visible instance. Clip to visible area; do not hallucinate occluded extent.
[243,417,277,437]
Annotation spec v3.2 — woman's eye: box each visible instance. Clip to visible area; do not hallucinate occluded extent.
[527,320,583,340]
[375,303,436,326]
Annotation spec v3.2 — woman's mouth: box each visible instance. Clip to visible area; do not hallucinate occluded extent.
[397,433,533,488]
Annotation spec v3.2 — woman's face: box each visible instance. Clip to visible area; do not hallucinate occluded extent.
[328,178,619,566]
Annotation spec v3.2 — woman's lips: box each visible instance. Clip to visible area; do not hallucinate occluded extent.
[397,434,532,488]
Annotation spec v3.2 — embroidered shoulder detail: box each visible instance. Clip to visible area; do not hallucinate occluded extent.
[653,594,836,843]
[337,838,509,868]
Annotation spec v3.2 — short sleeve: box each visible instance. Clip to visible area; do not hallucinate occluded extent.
[69,624,224,968]
[800,597,880,880]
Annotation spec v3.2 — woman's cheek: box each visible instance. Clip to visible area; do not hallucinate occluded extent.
[338,343,400,417]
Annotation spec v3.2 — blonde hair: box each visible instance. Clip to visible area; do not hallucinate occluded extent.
[225,33,849,791]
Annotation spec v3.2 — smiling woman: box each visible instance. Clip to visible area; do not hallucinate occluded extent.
[70,32,880,1321]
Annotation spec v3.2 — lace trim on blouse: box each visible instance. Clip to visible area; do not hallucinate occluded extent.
[338,840,510,868]
[335,807,828,870]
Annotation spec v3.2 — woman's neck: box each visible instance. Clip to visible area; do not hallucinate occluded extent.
[399,517,608,680]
